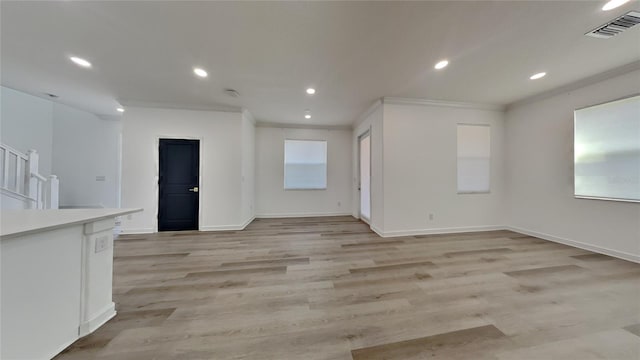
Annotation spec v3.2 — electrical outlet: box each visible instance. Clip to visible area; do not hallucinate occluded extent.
[337,201,341,207]
[429,213,434,221]
[95,235,110,253]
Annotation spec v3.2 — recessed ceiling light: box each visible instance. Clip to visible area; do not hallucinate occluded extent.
[529,72,546,80]
[306,88,316,95]
[193,67,208,78]
[69,56,92,68]
[305,114,311,119]
[434,60,449,70]
[602,0,629,11]
[117,107,125,113]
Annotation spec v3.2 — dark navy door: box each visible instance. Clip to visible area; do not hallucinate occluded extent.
[158,139,199,231]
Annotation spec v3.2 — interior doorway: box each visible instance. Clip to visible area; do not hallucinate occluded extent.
[358,131,371,223]
[158,139,200,231]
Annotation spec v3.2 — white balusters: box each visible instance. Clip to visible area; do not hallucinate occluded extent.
[2,146,9,189]
[26,149,39,206]
[47,175,59,209]
[0,144,59,209]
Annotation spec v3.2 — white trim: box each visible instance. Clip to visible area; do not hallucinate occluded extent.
[256,122,352,131]
[79,302,116,337]
[507,60,640,110]
[255,212,353,219]
[45,338,78,360]
[1,187,35,202]
[383,97,505,111]
[376,225,505,238]
[200,224,250,231]
[121,218,256,234]
[242,109,257,125]
[119,228,154,235]
[239,216,255,230]
[357,130,372,222]
[507,226,640,264]
[370,224,385,237]
[352,99,383,128]
[121,101,241,113]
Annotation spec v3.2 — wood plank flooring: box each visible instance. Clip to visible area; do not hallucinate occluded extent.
[56,216,640,359]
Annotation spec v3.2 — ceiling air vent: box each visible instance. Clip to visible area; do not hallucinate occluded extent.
[586,10,640,38]
[224,89,240,98]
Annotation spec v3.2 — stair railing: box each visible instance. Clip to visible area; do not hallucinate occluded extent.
[0,143,59,209]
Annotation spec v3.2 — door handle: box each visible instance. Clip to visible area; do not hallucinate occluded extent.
[189,187,199,193]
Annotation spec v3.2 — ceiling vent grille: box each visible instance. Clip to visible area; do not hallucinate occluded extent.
[586,11,640,38]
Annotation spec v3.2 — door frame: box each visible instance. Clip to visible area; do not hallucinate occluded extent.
[357,129,371,224]
[154,135,203,232]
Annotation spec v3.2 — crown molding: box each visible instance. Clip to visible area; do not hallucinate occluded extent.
[241,108,257,125]
[352,99,383,128]
[383,97,505,111]
[507,60,640,110]
[256,121,352,131]
[119,100,242,113]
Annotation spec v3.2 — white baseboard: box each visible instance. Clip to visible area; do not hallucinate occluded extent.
[119,228,154,235]
[255,212,353,218]
[46,337,78,360]
[377,225,505,238]
[79,302,116,337]
[121,218,256,234]
[239,216,256,229]
[507,226,640,264]
[370,224,385,237]
[201,216,255,231]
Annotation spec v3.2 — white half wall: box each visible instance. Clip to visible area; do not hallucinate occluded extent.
[505,69,640,262]
[120,106,244,233]
[0,86,53,176]
[52,103,122,208]
[256,126,352,217]
[380,100,506,236]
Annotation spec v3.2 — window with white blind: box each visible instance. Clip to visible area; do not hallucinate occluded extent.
[457,124,491,193]
[284,139,327,190]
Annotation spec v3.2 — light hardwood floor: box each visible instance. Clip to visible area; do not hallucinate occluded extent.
[56,216,640,359]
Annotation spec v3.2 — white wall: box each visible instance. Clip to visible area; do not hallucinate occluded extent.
[241,110,256,224]
[505,70,640,262]
[380,101,506,236]
[120,107,244,233]
[52,103,121,208]
[0,86,53,176]
[0,86,121,209]
[256,126,352,217]
[352,101,384,232]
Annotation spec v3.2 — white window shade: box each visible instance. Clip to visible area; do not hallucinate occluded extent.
[284,140,327,190]
[574,95,640,202]
[457,124,491,193]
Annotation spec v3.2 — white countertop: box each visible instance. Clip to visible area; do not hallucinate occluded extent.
[0,208,143,239]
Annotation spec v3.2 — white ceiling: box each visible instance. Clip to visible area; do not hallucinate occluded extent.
[1,1,639,126]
